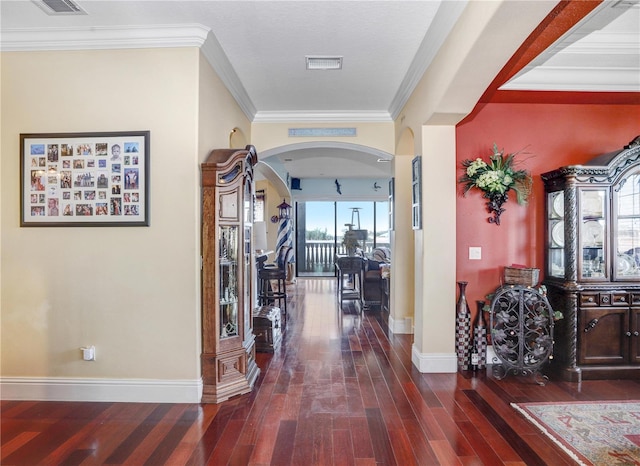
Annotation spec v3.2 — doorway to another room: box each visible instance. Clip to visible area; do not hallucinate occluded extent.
[295,201,389,277]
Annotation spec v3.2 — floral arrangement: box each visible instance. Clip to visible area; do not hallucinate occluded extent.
[459,143,532,225]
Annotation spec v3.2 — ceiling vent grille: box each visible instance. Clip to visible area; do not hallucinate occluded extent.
[34,0,86,15]
[306,56,343,71]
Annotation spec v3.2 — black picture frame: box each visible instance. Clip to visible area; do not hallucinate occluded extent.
[20,131,150,227]
[412,155,422,230]
[389,177,395,231]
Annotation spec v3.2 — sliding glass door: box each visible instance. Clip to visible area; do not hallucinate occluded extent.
[296,200,389,277]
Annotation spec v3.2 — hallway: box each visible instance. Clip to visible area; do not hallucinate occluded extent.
[3,278,640,465]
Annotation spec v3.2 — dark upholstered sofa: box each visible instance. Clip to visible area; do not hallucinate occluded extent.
[362,247,391,309]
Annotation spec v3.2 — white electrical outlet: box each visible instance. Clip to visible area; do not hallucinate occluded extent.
[469,247,482,260]
[81,346,96,361]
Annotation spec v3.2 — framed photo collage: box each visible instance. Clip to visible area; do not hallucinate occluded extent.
[20,131,149,227]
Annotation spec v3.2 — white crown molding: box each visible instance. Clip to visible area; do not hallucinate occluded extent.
[0,376,203,403]
[200,32,256,120]
[252,111,392,123]
[558,31,640,54]
[388,0,468,120]
[501,66,640,92]
[0,24,210,51]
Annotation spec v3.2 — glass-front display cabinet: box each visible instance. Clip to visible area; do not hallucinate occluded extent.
[201,145,259,403]
[542,136,640,382]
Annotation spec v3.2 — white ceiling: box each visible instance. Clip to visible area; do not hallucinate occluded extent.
[2,0,639,181]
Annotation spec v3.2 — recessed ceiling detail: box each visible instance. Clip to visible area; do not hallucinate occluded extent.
[305,56,342,71]
[502,1,640,92]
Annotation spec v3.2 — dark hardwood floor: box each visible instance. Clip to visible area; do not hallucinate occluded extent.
[3,277,640,465]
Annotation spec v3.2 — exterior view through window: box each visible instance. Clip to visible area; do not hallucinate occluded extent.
[296,201,389,276]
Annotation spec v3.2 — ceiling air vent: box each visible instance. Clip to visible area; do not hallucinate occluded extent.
[306,56,343,71]
[34,0,86,15]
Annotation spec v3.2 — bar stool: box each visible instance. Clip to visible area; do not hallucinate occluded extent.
[257,268,287,327]
[258,246,292,326]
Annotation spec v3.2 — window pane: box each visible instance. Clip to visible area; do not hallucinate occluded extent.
[375,201,390,249]
[337,202,371,253]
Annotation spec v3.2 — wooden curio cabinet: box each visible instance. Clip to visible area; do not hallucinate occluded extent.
[201,145,259,403]
[542,136,640,382]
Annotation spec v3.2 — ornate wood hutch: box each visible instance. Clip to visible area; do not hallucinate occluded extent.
[201,145,260,402]
[542,136,640,382]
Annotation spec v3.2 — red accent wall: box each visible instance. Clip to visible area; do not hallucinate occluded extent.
[456,102,640,311]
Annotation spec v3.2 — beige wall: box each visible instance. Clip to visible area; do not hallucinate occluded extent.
[198,52,251,162]
[389,153,414,333]
[255,179,286,252]
[1,47,247,401]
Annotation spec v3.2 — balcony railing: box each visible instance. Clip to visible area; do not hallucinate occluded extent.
[298,239,390,275]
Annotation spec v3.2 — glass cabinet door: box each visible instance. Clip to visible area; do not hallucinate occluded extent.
[548,191,565,278]
[580,189,607,279]
[615,169,640,279]
[219,225,239,338]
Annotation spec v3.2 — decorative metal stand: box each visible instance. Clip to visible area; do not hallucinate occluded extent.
[485,191,508,225]
[489,285,554,385]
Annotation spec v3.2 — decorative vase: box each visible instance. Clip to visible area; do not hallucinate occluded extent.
[471,300,488,371]
[455,281,471,370]
[485,191,508,225]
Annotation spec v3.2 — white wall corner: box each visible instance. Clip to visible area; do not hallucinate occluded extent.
[388,315,414,334]
[411,345,457,373]
[0,377,203,403]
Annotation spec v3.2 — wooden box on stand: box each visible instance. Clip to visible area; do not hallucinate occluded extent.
[253,305,282,353]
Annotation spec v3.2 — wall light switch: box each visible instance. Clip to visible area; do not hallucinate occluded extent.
[469,247,482,260]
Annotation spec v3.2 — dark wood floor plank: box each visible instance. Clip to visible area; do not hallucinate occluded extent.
[199,418,246,466]
[104,403,174,464]
[401,417,441,465]
[462,389,564,466]
[0,431,41,460]
[247,393,285,464]
[349,416,375,460]
[143,406,200,466]
[186,402,237,466]
[1,402,112,466]
[365,407,396,466]
[281,383,303,421]
[162,404,218,465]
[4,279,640,466]
[120,405,190,466]
[429,439,463,465]
[332,427,356,466]
[430,406,476,457]
[270,419,297,466]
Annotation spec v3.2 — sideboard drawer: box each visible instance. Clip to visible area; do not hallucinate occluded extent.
[580,293,599,307]
[611,292,630,306]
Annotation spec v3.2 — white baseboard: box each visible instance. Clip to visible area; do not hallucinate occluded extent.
[0,377,203,403]
[388,315,413,334]
[411,345,457,373]
[410,345,497,374]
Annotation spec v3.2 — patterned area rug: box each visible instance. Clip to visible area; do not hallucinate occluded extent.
[512,401,640,466]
